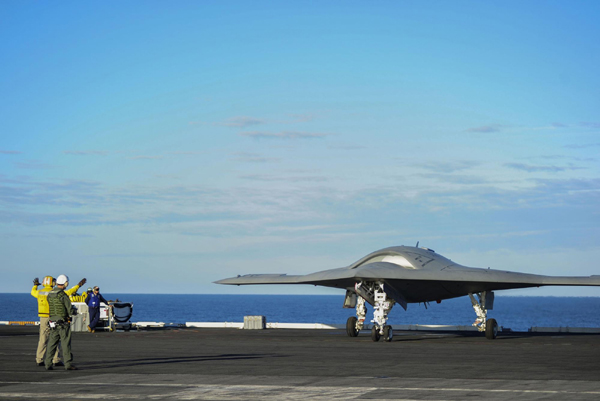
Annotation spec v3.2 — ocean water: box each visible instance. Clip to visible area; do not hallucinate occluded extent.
[4,293,600,332]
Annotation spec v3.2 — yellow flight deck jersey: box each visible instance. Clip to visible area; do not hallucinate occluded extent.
[69,292,88,303]
[31,284,81,317]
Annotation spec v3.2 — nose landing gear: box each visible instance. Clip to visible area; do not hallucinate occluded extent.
[346,281,396,342]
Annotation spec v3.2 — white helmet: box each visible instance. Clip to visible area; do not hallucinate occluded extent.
[56,274,69,285]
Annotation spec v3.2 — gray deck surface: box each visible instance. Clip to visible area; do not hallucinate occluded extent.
[1,325,600,400]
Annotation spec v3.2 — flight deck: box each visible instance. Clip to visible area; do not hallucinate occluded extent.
[1,325,600,400]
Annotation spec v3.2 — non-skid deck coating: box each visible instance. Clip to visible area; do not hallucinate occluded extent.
[1,326,599,400]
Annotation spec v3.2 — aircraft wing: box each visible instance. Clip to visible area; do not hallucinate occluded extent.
[215,262,600,303]
[215,274,307,285]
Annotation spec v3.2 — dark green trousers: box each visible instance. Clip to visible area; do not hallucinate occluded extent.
[44,323,73,369]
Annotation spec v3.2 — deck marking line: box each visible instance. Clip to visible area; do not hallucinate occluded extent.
[1,381,600,395]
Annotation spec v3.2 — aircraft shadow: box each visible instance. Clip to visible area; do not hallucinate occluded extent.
[385,331,597,342]
[79,353,284,370]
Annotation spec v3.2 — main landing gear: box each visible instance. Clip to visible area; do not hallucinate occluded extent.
[345,284,499,341]
[345,281,395,342]
[469,291,499,340]
[345,295,365,337]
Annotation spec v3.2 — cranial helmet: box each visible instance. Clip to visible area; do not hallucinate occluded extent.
[42,276,54,286]
[56,274,69,285]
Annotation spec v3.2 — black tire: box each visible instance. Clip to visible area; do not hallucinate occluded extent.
[346,316,359,337]
[371,326,381,342]
[383,325,393,342]
[485,318,498,340]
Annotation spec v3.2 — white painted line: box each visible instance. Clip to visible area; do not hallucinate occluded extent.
[185,322,244,329]
[133,322,165,328]
[183,322,481,331]
[266,322,344,329]
[1,381,599,397]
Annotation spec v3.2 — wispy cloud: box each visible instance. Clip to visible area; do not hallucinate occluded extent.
[2,169,599,237]
[504,163,582,173]
[15,160,55,170]
[22,232,94,239]
[417,173,489,185]
[537,155,596,163]
[128,155,164,160]
[466,124,504,133]
[239,174,328,182]
[240,131,332,139]
[0,150,22,155]
[219,116,266,128]
[466,122,599,134]
[231,152,280,163]
[287,113,317,123]
[0,178,102,209]
[327,144,366,150]
[564,143,600,149]
[63,150,109,156]
[415,161,480,173]
[213,113,320,130]
[0,210,105,226]
[169,151,207,156]
[533,177,600,193]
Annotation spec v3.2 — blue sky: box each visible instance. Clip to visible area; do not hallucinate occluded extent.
[1,1,599,296]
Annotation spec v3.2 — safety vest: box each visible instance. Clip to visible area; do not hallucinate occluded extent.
[47,288,70,319]
[87,293,102,308]
[31,285,54,317]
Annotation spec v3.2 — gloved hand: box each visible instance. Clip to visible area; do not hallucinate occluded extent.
[33,277,40,286]
[78,278,87,287]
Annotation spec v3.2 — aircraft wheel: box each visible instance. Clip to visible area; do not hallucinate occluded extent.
[371,326,381,342]
[485,318,498,340]
[383,325,393,342]
[346,316,359,337]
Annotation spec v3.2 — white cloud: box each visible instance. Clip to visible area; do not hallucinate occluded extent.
[15,160,55,170]
[128,155,164,160]
[239,174,328,183]
[63,150,109,156]
[231,152,280,163]
[220,116,266,128]
[240,131,332,139]
[504,163,582,173]
[414,161,481,173]
[466,124,504,133]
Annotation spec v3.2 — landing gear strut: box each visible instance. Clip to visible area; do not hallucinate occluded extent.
[346,293,366,337]
[469,291,498,340]
[347,281,395,342]
[371,282,395,342]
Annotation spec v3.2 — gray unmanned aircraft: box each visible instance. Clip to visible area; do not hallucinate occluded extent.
[216,245,600,341]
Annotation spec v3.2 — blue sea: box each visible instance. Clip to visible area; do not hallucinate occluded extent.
[3,294,600,332]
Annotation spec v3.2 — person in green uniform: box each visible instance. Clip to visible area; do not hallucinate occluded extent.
[44,274,77,371]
